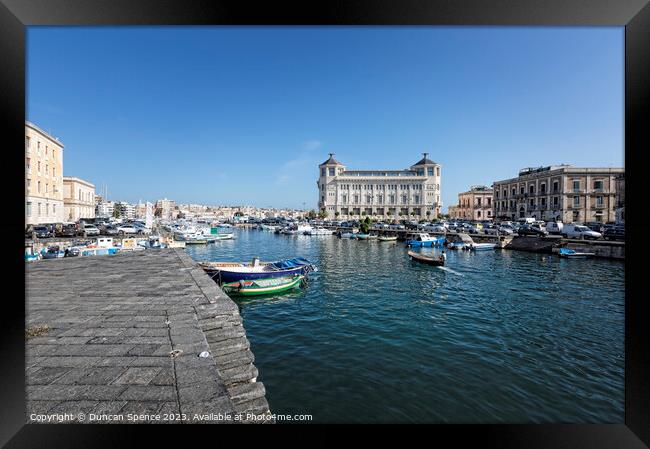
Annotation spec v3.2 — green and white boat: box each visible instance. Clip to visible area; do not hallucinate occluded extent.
[222,274,305,296]
[378,235,397,241]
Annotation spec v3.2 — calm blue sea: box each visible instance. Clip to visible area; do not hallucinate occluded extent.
[186,228,624,423]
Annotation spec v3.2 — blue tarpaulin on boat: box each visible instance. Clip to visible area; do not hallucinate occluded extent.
[269,257,313,270]
[559,248,575,255]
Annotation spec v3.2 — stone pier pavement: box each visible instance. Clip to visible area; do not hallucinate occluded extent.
[25,249,271,424]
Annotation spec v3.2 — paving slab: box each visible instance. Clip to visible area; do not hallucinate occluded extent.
[26,249,271,424]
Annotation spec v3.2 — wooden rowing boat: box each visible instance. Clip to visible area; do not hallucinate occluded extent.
[222,274,305,296]
[407,250,445,266]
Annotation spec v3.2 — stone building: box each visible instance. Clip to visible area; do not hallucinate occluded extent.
[447,205,460,219]
[155,198,176,220]
[317,153,442,220]
[25,121,64,224]
[492,165,624,223]
[454,185,493,221]
[96,200,115,218]
[63,176,95,221]
[615,173,624,224]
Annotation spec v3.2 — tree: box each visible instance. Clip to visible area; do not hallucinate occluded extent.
[334,212,340,218]
[319,208,329,219]
[360,216,373,234]
[307,210,317,219]
[112,207,120,219]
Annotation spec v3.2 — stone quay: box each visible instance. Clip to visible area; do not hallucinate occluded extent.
[25,248,271,424]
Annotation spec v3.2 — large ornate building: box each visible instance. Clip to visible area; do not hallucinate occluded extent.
[492,165,624,223]
[317,153,442,220]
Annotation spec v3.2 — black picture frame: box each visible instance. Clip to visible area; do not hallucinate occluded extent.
[1,0,648,447]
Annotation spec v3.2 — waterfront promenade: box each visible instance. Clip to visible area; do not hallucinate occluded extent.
[25,249,270,423]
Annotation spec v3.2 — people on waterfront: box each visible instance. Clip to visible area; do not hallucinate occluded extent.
[439,250,447,263]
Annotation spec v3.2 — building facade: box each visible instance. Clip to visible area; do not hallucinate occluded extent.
[155,198,176,220]
[492,165,624,223]
[117,202,135,220]
[317,153,442,220]
[25,121,65,225]
[96,200,115,218]
[63,176,95,221]
[615,173,624,224]
[454,186,493,221]
[447,205,460,219]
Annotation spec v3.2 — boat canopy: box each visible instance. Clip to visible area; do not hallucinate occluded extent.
[268,257,313,271]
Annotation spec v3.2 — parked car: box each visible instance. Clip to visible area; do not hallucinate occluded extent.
[423,224,447,233]
[103,225,120,236]
[33,226,54,239]
[134,224,152,235]
[517,224,549,237]
[117,224,138,234]
[603,225,625,241]
[56,224,77,237]
[584,222,605,233]
[482,224,499,235]
[561,224,602,240]
[497,226,515,235]
[80,224,100,237]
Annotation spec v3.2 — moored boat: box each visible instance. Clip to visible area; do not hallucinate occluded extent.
[405,233,445,247]
[355,234,370,240]
[199,257,317,284]
[469,242,497,251]
[378,235,397,241]
[559,248,595,258]
[222,274,305,296]
[447,233,474,250]
[407,250,445,266]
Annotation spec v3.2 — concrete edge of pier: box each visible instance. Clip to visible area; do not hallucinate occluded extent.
[171,248,274,421]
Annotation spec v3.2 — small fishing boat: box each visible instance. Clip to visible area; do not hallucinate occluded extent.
[407,250,445,266]
[447,233,474,250]
[222,274,305,296]
[305,227,335,235]
[339,232,356,238]
[469,242,497,251]
[200,257,317,284]
[41,246,66,259]
[559,248,595,258]
[355,234,370,240]
[405,233,445,247]
[378,235,397,242]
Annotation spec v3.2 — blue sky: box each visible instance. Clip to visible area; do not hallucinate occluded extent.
[27,27,624,211]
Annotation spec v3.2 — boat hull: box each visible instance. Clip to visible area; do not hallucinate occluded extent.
[201,263,315,284]
[222,275,304,296]
[407,250,445,266]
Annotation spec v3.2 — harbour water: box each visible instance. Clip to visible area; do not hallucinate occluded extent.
[185,228,624,423]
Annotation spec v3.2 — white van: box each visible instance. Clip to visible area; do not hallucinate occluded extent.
[562,224,602,240]
[546,221,563,235]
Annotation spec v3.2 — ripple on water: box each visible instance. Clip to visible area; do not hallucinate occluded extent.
[186,230,624,423]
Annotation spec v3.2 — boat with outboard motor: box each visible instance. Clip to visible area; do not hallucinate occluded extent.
[199,256,317,284]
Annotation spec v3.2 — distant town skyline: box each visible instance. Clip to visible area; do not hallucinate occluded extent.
[27,27,624,211]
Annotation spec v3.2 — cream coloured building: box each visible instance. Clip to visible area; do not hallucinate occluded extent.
[25,121,64,224]
[317,153,442,220]
[63,176,96,221]
[492,165,624,223]
[453,186,493,221]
